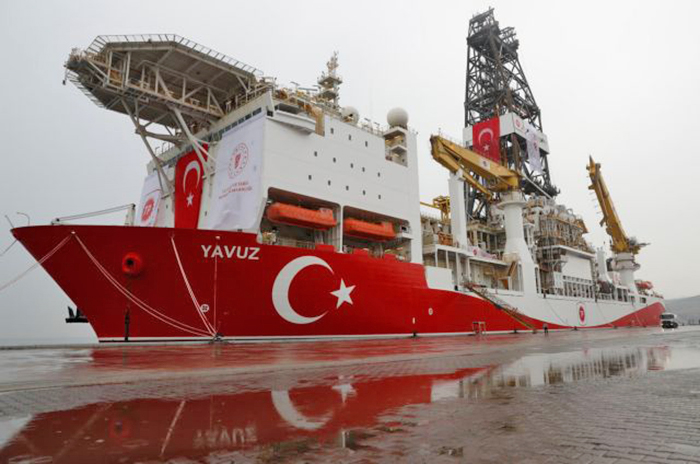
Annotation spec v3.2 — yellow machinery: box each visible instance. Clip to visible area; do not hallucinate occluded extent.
[429,135,520,201]
[420,195,451,223]
[587,157,643,255]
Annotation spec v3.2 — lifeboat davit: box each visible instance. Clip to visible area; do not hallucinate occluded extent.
[266,203,336,230]
[343,219,395,241]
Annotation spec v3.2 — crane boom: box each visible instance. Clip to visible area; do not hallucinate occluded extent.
[587,157,642,255]
[429,135,520,201]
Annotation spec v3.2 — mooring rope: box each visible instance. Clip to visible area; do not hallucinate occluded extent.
[74,234,212,337]
[0,239,18,258]
[170,236,217,335]
[0,235,71,292]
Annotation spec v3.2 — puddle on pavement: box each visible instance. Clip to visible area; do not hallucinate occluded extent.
[2,343,700,463]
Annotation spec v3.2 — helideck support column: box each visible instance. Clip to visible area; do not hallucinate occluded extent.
[448,171,469,249]
[499,191,536,294]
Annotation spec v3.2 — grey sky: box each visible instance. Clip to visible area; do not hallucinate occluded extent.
[1,0,698,341]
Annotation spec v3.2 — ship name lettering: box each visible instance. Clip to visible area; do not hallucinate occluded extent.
[201,244,260,261]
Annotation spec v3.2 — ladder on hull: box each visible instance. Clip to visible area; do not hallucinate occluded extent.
[465,283,536,330]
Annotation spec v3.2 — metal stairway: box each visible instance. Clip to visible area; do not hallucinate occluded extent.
[465,283,535,330]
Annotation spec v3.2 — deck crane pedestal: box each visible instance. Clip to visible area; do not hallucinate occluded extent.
[587,157,646,290]
[430,135,537,294]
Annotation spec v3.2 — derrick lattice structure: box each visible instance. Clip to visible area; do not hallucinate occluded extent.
[463,9,557,220]
[465,9,540,129]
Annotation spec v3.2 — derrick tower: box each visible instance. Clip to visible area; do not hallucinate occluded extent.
[465,9,540,129]
[463,9,557,220]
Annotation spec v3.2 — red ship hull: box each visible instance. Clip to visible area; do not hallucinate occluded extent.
[12,225,664,341]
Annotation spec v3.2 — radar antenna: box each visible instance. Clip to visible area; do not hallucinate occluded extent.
[317,51,342,108]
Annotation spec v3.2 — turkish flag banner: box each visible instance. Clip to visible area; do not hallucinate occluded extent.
[174,145,208,229]
[472,117,501,163]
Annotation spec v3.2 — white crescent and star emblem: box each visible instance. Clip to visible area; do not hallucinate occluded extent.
[271,377,355,430]
[271,390,332,430]
[182,160,202,208]
[272,256,356,325]
[477,127,494,145]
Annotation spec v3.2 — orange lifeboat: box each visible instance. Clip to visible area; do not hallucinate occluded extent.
[266,203,336,230]
[343,219,395,241]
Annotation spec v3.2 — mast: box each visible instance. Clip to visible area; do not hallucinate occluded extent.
[464,9,558,220]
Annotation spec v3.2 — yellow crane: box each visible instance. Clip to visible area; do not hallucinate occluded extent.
[429,135,520,201]
[420,195,451,223]
[587,156,643,255]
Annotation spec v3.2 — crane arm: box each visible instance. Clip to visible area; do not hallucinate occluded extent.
[429,135,519,200]
[587,156,640,255]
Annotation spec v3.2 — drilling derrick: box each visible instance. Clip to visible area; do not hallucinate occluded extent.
[463,8,557,220]
[465,9,540,128]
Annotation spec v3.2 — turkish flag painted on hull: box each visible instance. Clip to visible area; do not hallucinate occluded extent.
[472,117,501,162]
[174,145,208,229]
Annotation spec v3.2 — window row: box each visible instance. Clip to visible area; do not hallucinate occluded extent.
[313,151,382,177]
[306,174,382,199]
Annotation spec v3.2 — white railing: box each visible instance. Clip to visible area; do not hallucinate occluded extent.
[86,34,263,77]
[52,204,136,226]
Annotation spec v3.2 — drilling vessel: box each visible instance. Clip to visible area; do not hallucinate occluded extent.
[12,10,664,341]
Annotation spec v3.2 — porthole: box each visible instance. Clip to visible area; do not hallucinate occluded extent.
[378,194,382,200]
[362,190,366,195]
[328,180,332,186]
[377,172,381,178]
[350,163,354,168]
[308,175,312,180]
[362,167,366,172]
[314,151,318,157]
[348,134,352,141]
[333,157,337,163]
[365,141,368,147]
[345,185,349,191]
[330,128,335,134]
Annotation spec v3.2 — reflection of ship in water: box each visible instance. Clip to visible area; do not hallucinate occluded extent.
[646,346,672,371]
[1,368,491,463]
[0,346,679,462]
[467,346,674,396]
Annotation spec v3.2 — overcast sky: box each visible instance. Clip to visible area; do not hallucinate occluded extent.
[1,0,698,341]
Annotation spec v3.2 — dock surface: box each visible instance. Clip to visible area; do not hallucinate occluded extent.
[2,327,700,463]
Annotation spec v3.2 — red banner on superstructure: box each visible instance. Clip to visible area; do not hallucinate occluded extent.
[472,117,501,162]
[174,145,208,229]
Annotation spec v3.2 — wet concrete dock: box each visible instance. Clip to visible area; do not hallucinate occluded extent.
[1,327,700,463]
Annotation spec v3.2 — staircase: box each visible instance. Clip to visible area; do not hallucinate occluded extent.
[465,283,535,330]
